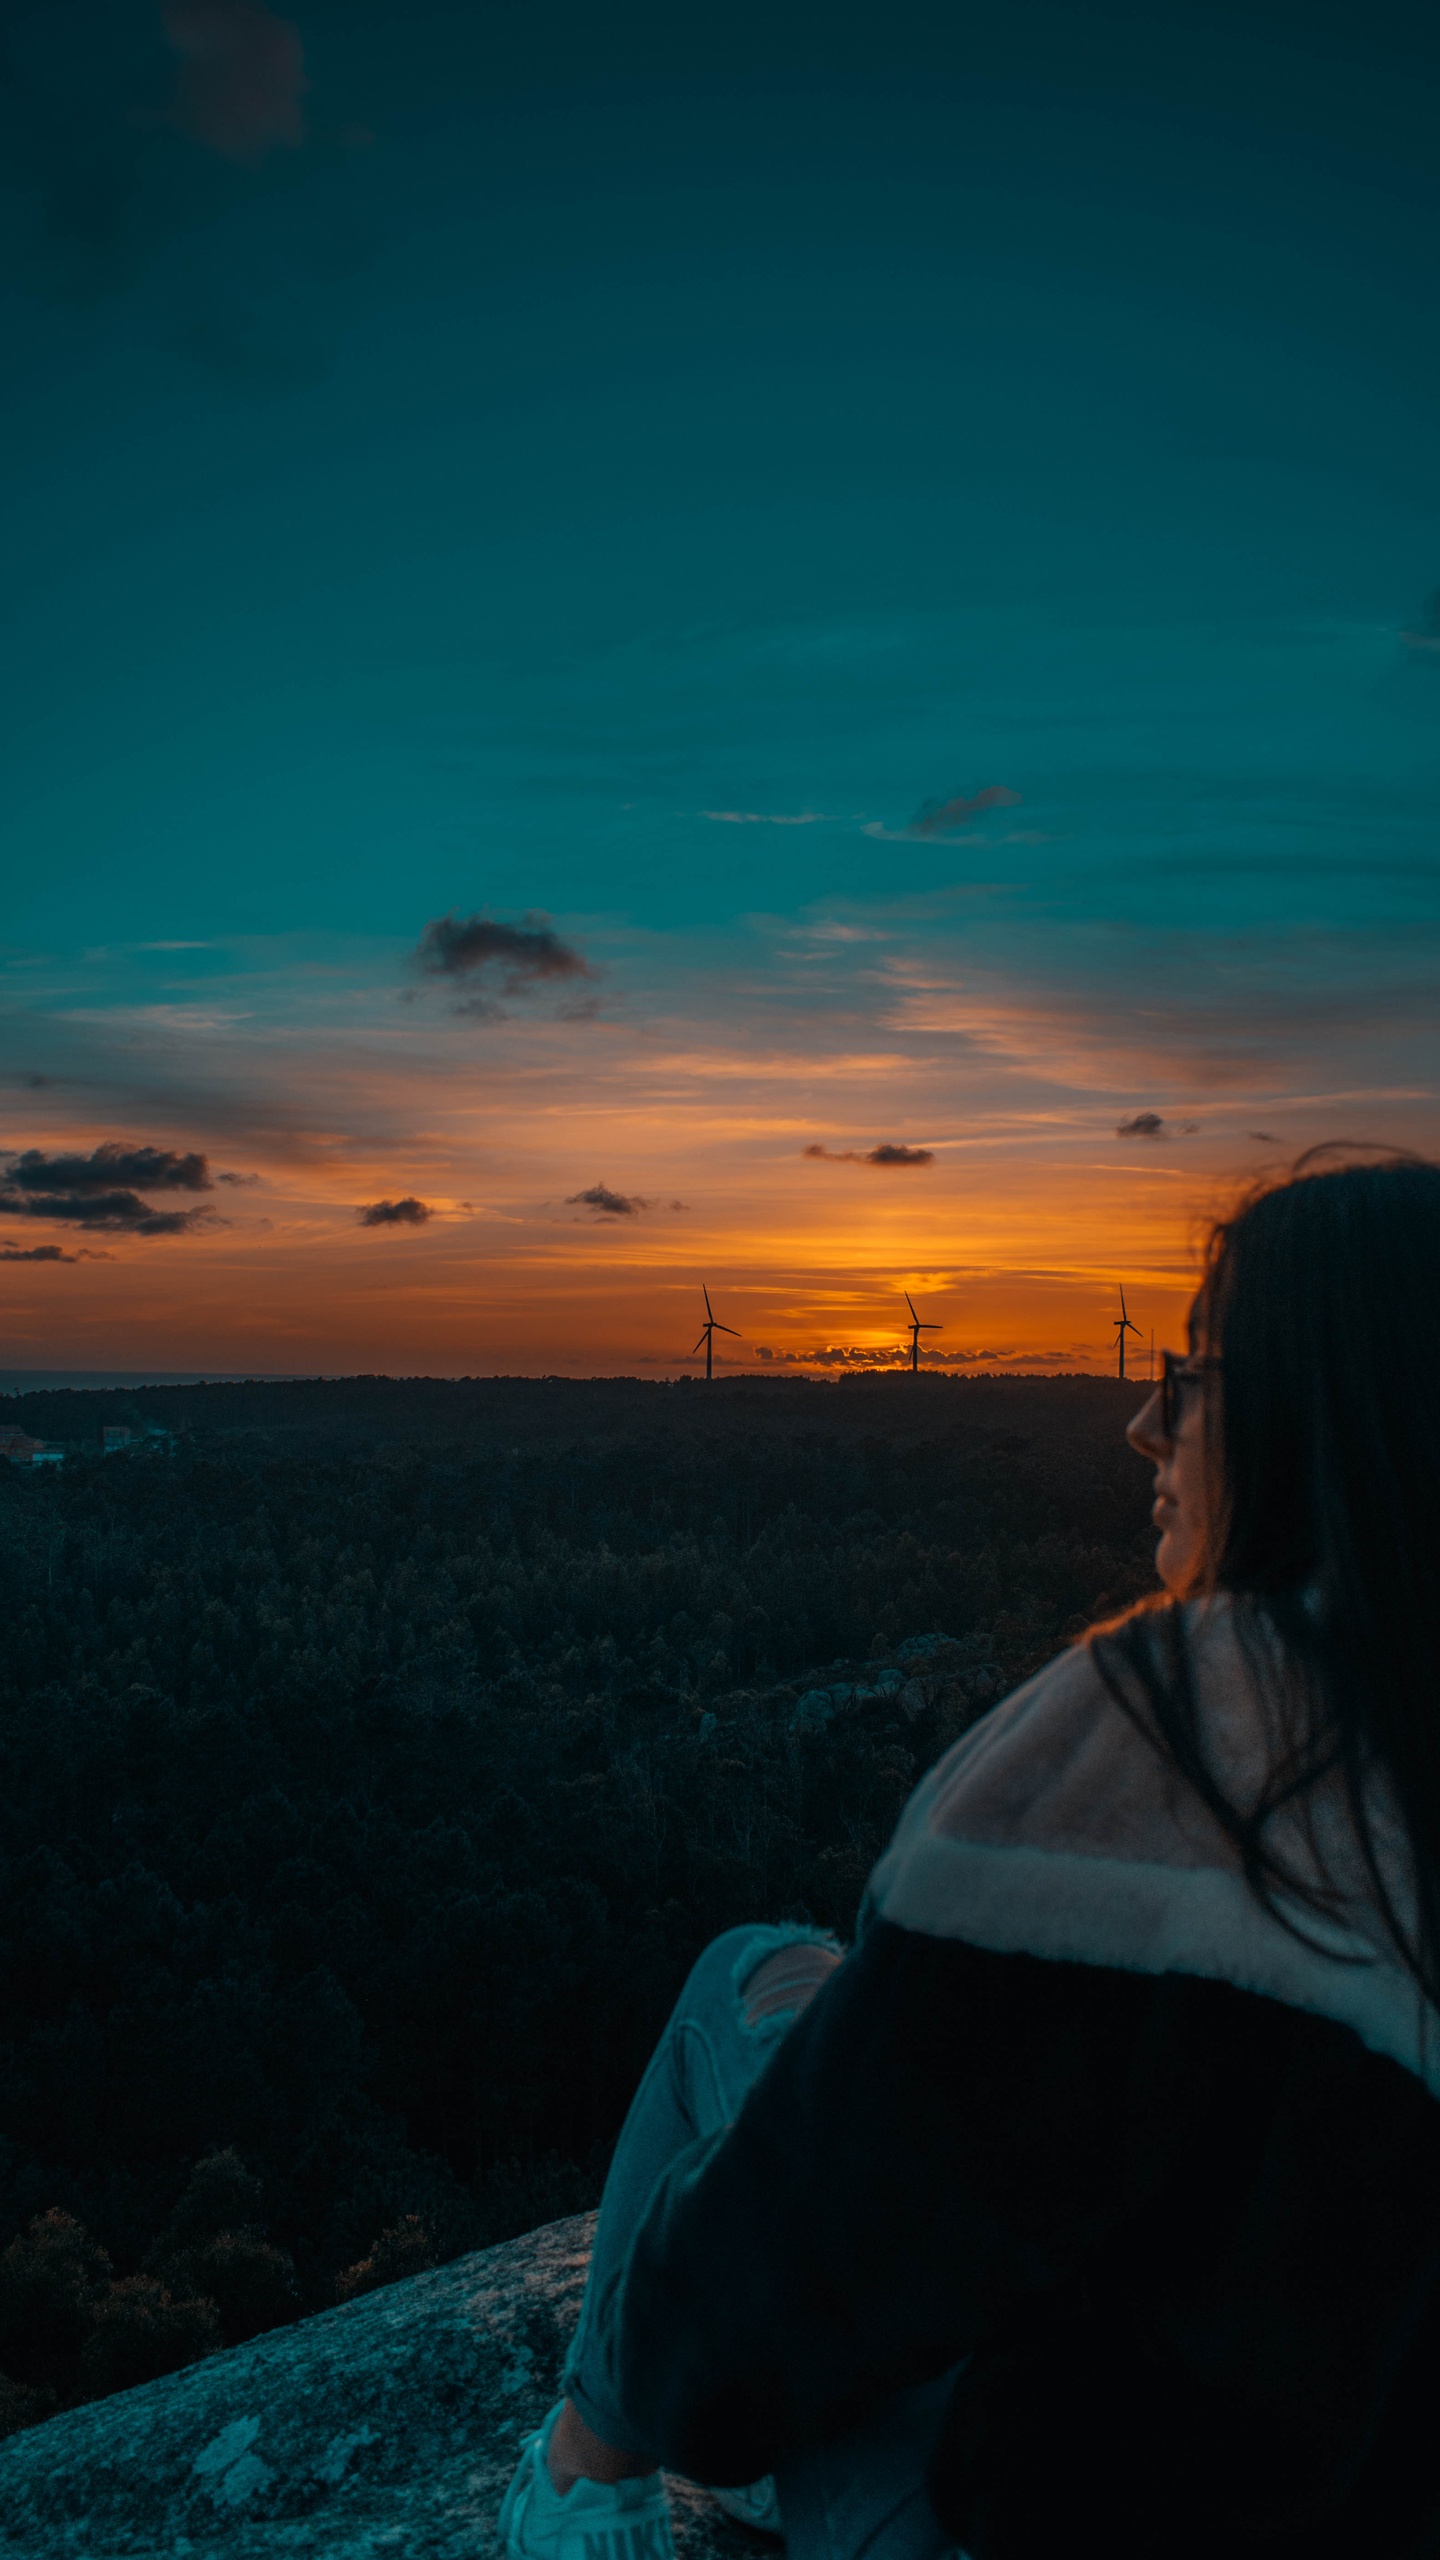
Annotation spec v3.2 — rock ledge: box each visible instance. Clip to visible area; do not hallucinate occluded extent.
[0,2212,745,2560]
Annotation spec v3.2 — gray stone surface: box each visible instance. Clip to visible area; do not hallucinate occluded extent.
[0,2213,749,2560]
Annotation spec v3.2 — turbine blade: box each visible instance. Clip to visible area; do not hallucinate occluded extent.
[703,1285,714,1319]
[905,1292,919,1320]
[691,1333,709,1354]
[716,1322,740,1335]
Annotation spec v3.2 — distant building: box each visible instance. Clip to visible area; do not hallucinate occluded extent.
[98,1421,176,1457]
[0,1428,64,1469]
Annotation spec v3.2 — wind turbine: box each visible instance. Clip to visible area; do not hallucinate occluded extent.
[904,1291,942,1374]
[1112,1285,1141,1380]
[693,1285,739,1381]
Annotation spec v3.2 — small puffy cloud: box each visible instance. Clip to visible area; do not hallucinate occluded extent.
[906,785,1022,840]
[1249,1129,1282,1143]
[161,0,309,165]
[566,1183,648,1217]
[802,1142,935,1167]
[0,1243,78,1262]
[6,1144,212,1193]
[357,1197,431,1227]
[1116,1112,1167,1140]
[413,911,593,1005]
[216,1169,262,1186]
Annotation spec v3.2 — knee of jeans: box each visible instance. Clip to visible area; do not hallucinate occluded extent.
[678,1924,842,2030]
[709,1923,842,2032]
[676,1925,781,2016]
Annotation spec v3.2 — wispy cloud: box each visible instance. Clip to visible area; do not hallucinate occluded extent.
[702,811,831,826]
[1114,1111,1198,1140]
[905,785,1023,840]
[802,1141,935,1166]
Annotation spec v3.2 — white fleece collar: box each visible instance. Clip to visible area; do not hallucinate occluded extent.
[867,1600,1440,2097]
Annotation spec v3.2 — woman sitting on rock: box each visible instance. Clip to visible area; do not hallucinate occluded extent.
[500,1153,1440,2560]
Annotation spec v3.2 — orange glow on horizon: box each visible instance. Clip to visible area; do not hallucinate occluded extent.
[6,962,1433,1380]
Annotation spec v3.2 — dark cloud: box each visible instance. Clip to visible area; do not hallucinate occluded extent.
[6,1143,212,1193]
[161,0,308,166]
[414,911,594,1004]
[1249,1130,1282,1143]
[1115,1112,1167,1139]
[906,785,1022,840]
[0,1243,78,1263]
[20,1075,55,1090]
[802,1143,935,1167]
[216,1169,261,1186]
[357,1197,431,1227]
[566,1184,647,1217]
[0,1186,211,1235]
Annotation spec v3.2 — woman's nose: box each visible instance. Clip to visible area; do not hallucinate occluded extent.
[1127,1387,1169,1460]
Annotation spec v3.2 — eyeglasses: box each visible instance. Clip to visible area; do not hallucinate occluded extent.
[1159,1349,1221,1439]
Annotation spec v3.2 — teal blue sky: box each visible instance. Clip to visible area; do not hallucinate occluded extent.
[1,0,1438,1371]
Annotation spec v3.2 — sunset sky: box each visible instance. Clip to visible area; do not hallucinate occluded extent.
[2,0,1438,1377]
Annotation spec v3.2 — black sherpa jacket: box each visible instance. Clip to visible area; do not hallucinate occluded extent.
[587,1603,1440,2559]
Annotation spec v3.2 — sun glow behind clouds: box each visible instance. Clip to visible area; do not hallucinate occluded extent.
[5,904,1435,1372]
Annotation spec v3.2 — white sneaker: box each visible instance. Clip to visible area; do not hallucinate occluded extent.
[711,2476,783,2537]
[498,2402,676,2560]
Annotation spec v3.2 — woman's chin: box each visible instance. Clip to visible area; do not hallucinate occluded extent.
[1154,1525,1196,1594]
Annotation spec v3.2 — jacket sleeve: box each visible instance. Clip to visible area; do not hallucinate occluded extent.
[586,1917,1229,2485]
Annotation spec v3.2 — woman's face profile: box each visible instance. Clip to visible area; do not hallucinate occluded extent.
[1126,1302,1215,1594]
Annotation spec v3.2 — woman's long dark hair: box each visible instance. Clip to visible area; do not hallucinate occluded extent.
[1091,1151,1440,2004]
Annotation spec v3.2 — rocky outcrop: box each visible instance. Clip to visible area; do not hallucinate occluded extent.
[0,2213,749,2560]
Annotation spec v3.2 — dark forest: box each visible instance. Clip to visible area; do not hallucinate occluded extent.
[0,1372,1155,2434]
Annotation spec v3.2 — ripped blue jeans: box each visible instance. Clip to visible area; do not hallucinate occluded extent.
[563,1925,960,2560]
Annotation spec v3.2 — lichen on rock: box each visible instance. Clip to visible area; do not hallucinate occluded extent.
[0,2213,749,2559]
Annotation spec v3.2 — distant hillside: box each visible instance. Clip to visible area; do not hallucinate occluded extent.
[1,1366,1143,1453]
[0,1373,1155,2434]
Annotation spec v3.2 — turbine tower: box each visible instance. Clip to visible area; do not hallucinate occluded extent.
[693,1285,739,1381]
[1112,1285,1141,1380]
[904,1291,942,1374]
